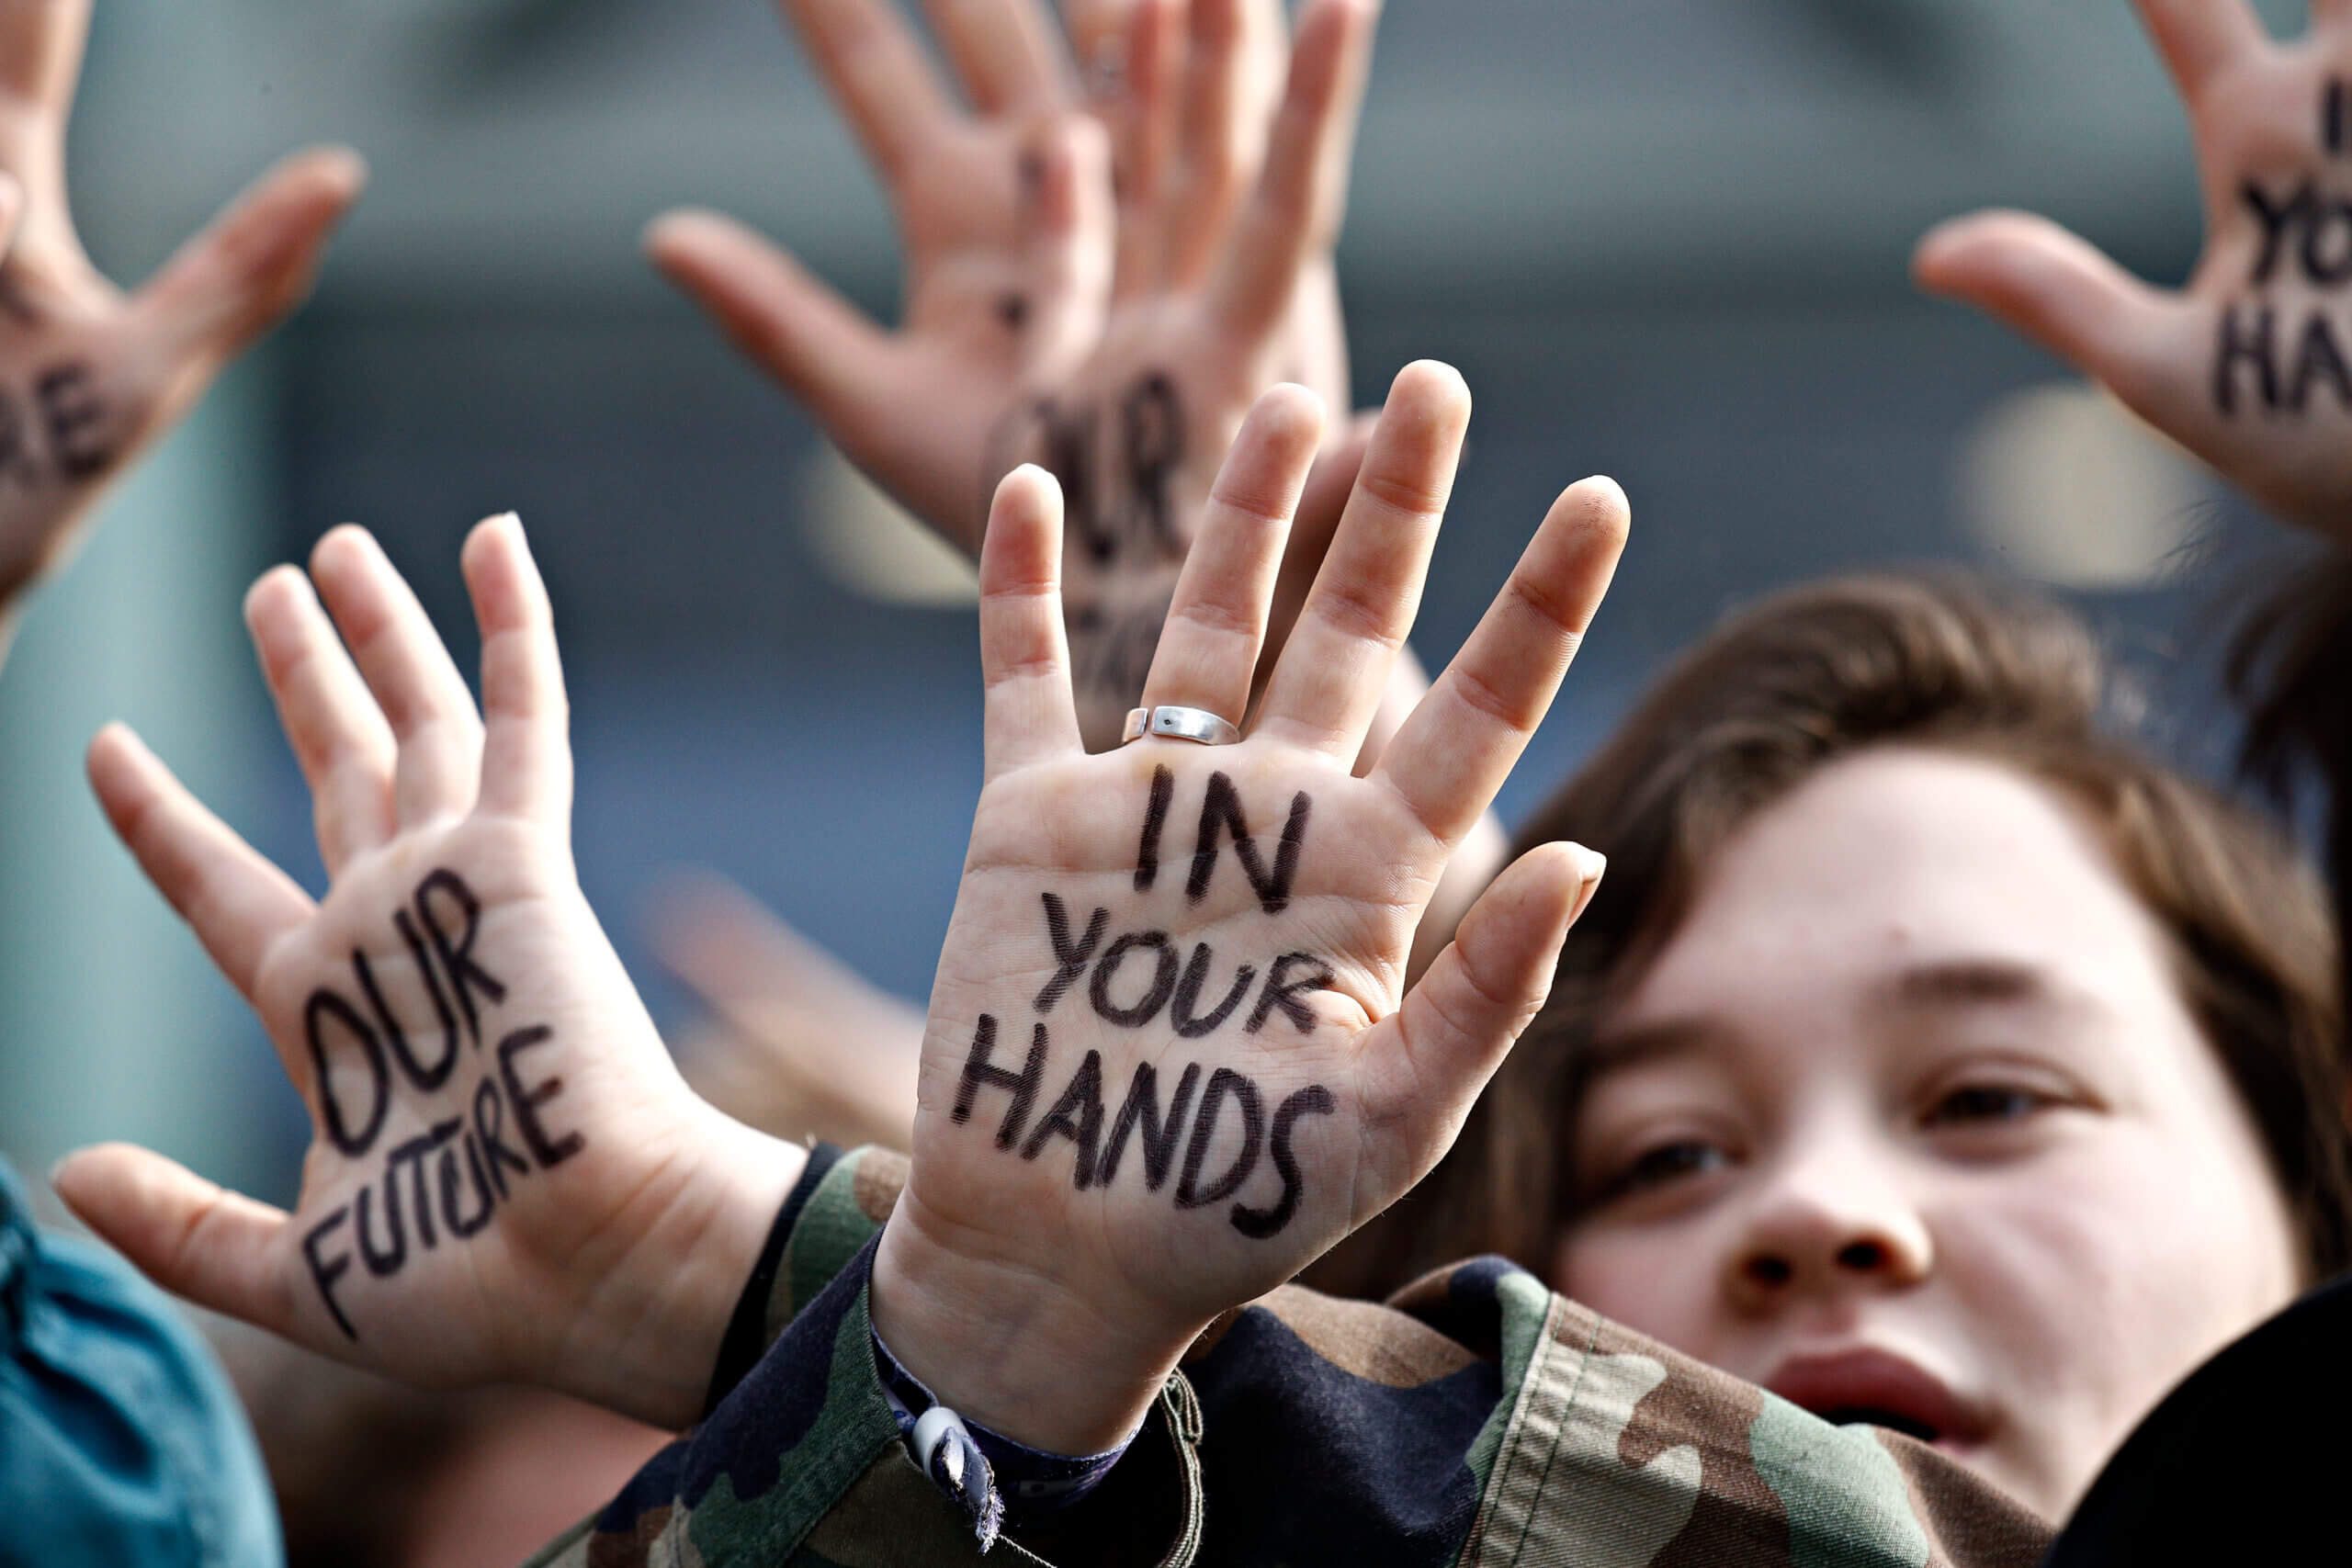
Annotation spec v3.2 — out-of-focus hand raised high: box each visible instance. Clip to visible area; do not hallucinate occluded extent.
[648,0,1376,746]
[0,0,362,639]
[1917,0,2352,535]
[51,517,803,1433]
[871,364,1626,1455]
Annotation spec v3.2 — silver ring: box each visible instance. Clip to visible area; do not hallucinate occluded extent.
[1120,705,1241,747]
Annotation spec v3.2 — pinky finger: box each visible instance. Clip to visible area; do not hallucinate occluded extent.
[86,724,312,1005]
[1351,842,1605,1203]
[51,1144,303,1344]
[978,465,1084,778]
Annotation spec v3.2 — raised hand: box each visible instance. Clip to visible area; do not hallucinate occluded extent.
[647,0,1376,746]
[870,364,1626,1453]
[51,517,803,1431]
[1917,0,2352,533]
[0,0,361,643]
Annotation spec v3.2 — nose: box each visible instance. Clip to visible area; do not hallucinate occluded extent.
[1724,1135,1933,1314]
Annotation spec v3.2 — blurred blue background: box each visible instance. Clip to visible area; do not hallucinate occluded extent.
[0,0,2318,1206]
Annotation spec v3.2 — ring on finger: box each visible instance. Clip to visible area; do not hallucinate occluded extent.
[1121,705,1241,747]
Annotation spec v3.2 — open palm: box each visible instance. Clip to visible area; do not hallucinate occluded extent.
[0,0,360,617]
[54,518,799,1431]
[1919,0,2352,531]
[873,364,1625,1453]
[649,0,1375,745]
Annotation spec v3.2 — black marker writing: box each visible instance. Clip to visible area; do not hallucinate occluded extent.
[1170,943,1254,1038]
[1135,765,1174,891]
[1097,1061,1201,1191]
[2215,86,2352,420]
[294,867,579,1340]
[1247,953,1337,1035]
[953,1013,1050,1148]
[1230,1086,1338,1239]
[308,988,391,1157]
[415,870,504,1048]
[0,362,120,491]
[303,1211,356,1340]
[300,1067,572,1340]
[35,365,113,479]
[1020,1047,1107,1186]
[1088,931,1178,1027]
[1035,894,1109,1014]
[1189,772,1311,915]
[495,1025,583,1168]
[1175,1067,1263,1209]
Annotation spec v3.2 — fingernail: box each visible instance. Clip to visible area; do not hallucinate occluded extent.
[1568,846,1607,924]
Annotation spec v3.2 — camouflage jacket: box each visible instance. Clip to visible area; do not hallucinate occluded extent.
[529,1145,2053,1568]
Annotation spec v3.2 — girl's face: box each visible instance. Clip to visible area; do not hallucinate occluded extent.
[1552,747,2302,1520]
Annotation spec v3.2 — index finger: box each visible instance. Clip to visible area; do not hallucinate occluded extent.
[2130,0,2265,100]
[978,465,1085,777]
[0,0,90,119]
[1371,477,1628,849]
[779,0,959,178]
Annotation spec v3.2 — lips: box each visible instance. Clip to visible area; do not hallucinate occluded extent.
[1765,1348,1991,1449]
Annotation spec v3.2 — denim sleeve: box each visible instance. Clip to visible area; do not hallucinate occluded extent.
[0,1156,282,1568]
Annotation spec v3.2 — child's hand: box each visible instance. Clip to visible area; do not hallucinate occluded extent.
[0,0,360,630]
[1918,0,2352,533]
[647,0,1375,745]
[872,364,1625,1453]
[51,517,802,1431]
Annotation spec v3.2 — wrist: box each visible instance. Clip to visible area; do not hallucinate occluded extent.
[871,1200,1202,1455]
[554,1111,807,1429]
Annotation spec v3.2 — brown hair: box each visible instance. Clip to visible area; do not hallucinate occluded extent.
[1310,571,2349,1299]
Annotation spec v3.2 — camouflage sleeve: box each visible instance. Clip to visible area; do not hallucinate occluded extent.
[540,1145,2052,1567]
[1375,1260,2054,1567]
[526,1228,1204,1568]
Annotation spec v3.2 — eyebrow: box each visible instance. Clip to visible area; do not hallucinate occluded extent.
[1881,957,2059,1010]
[1578,1018,1714,1079]
[1581,959,2065,1079]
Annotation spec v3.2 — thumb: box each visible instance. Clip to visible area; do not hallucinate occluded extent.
[1352,840,1605,1205]
[138,146,367,367]
[1914,208,2170,403]
[51,1142,302,1341]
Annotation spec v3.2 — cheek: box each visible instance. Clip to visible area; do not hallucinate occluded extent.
[1550,1224,1723,1361]
[1933,1129,2299,1423]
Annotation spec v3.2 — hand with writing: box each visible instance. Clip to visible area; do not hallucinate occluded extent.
[647,0,1376,746]
[51,517,803,1431]
[871,363,1626,1454]
[1917,0,2352,533]
[0,0,362,649]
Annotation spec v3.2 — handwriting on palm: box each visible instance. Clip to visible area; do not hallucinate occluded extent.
[0,0,359,609]
[888,368,1624,1359]
[649,0,1372,745]
[1917,0,2352,531]
[57,520,792,1430]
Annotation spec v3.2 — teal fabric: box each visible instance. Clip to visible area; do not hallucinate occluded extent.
[0,1157,281,1567]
